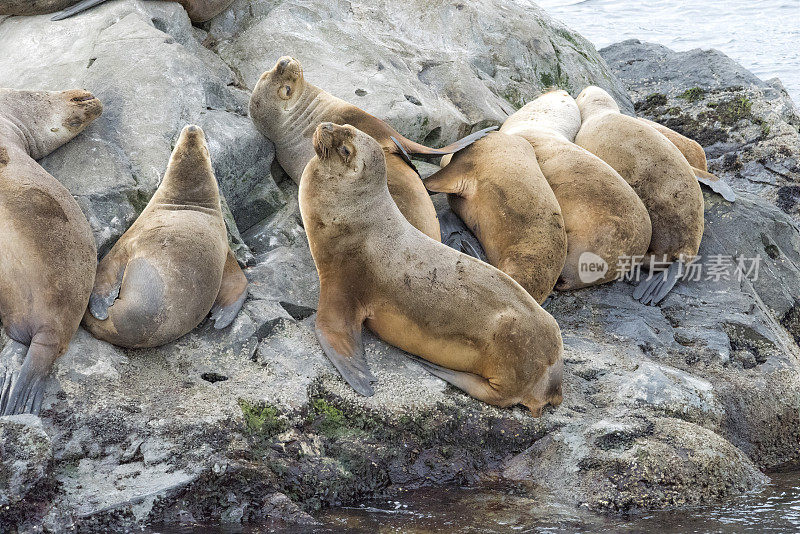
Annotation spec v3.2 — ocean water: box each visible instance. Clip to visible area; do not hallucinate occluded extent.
[536,0,800,103]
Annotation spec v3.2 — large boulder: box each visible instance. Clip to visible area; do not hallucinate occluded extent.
[601,40,800,220]
[206,0,633,144]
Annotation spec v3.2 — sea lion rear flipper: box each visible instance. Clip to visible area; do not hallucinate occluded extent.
[693,167,736,202]
[397,126,498,158]
[437,208,486,261]
[88,246,129,321]
[210,249,249,329]
[633,261,684,306]
[407,355,503,404]
[51,0,111,20]
[314,292,375,396]
[0,339,50,416]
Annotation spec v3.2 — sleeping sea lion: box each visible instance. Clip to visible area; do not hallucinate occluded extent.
[575,86,705,304]
[0,87,101,415]
[500,90,652,289]
[423,132,567,303]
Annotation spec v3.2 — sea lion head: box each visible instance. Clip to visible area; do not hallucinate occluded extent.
[249,56,306,133]
[312,122,384,177]
[159,124,220,206]
[575,86,619,121]
[0,88,102,159]
[524,357,564,417]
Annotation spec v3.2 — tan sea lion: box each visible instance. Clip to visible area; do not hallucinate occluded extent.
[37,0,234,22]
[575,86,705,304]
[422,132,566,303]
[249,56,494,242]
[300,122,564,415]
[636,117,708,170]
[0,87,101,415]
[500,90,652,289]
[82,125,248,348]
[636,117,736,202]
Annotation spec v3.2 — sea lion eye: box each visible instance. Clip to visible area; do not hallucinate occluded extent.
[338,145,352,161]
[284,85,292,97]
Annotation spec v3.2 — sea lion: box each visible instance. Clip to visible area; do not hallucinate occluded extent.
[82,125,248,348]
[300,122,564,415]
[574,86,705,304]
[422,132,566,303]
[249,56,494,242]
[0,87,101,415]
[637,117,736,201]
[33,0,234,22]
[499,90,652,289]
[636,117,708,170]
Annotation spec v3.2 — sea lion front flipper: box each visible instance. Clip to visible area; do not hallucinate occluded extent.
[407,355,504,404]
[633,261,684,306]
[210,249,249,329]
[314,289,374,396]
[89,246,129,321]
[51,0,111,20]
[693,167,736,202]
[389,136,420,176]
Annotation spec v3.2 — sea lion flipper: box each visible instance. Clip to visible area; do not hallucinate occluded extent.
[0,339,50,416]
[398,126,499,158]
[88,248,129,321]
[389,136,420,176]
[633,261,684,306]
[210,249,249,329]
[407,355,504,404]
[437,208,487,261]
[314,298,374,396]
[693,167,736,202]
[51,0,111,20]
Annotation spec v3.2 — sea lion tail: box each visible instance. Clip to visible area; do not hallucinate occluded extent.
[632,260,685,306]
[51,0,111,20]
[693,167,736,202]
[437,208,487,261]
[0,340,46,416]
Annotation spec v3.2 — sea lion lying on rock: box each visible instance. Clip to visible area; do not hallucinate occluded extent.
[0,87,101,415]
[82,125,248,348]
[300,122,564,415]
[250,56,495,242]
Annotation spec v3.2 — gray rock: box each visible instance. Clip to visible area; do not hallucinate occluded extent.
[601,40,800,216]
[208,0,633,145]
[0,416,53,508]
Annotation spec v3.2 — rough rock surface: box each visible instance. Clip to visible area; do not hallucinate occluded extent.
[0,5,799,534]
[602,40,800,224]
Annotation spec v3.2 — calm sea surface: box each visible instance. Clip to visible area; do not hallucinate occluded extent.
[536,0,800,103]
